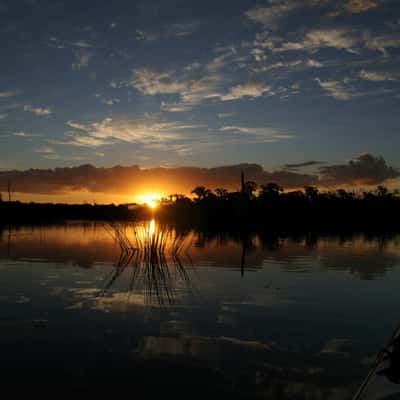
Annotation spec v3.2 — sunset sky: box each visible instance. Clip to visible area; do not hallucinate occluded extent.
[0,0,399,202]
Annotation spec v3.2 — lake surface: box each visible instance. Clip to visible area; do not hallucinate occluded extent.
[1,222,400,399]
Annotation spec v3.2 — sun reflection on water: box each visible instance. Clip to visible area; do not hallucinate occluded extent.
[149,219,156,236]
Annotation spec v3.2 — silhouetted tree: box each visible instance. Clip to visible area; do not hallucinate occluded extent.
[304,186,319,201]
[191,186,212,201]
[336,189,354,200]
[243,181,258,199]
[214,188,228,199]
[259,183,283,201]
[376,185,389,197]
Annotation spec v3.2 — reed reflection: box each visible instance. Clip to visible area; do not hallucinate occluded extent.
[99,220,193,306]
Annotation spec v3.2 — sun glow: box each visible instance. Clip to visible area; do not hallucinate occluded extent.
[137,193,162,209]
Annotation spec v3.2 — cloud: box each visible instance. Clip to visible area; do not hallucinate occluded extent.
[61,135,110,148]
[256,27,362,54]
[66,121,87,131]
[132,67,223,110]
[135,22,200,41]
[73,40,92,48]
[220,125,294,142]
[217,113,235,119]
[344,0,378,13]
[133,69,188,95]
[284,161,326,170]
[160,101,193,112]
[245,2,300,29]
[0,91,19,98]
[0,163,316,195]
[0,103,23,111]
[63,117,203,148]
[0,154,396,196]
[359,69,399,81]
[314,78,355,100]
[306,59,324,68]
[33,146,55,154]
[101,98,120,106]
[24,105,53,116]
[319,153,400,185]
[13,131,41,137]
[221,82,274,101]
[48,37,93,49]
[305,29,358,50]
[133,65,279,109]
[251,58,324,73]
[245,1,379,28]
[364,33,400,56]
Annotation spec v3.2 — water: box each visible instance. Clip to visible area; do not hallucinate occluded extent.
[1,222,400,399]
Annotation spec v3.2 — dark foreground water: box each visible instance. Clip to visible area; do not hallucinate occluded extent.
[0,222,400,399]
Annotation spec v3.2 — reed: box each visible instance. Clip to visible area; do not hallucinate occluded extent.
[100,220,192,306]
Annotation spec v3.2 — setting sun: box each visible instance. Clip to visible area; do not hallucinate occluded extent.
[137,193,162,209]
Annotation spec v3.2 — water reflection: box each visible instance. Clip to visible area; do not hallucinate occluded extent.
[0,223,399,280]
[0,223,400,397]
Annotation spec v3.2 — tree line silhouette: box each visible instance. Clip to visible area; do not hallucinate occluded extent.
[0,178,399,232]
[157,180,400,232]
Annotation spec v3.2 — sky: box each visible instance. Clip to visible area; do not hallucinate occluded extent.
[0,0,399,201]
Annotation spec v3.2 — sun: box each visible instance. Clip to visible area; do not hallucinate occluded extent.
[138,193,162,209]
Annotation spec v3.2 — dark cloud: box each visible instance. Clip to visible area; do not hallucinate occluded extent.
[283,161,326,170]
[319,153,400,186]
[0,163,318,196]
[0,154,397,199]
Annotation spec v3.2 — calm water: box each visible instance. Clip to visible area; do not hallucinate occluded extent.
[1,222,400,399]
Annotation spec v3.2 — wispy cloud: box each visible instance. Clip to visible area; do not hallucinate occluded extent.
[359,69,399,81]
[217,113,235,119]
[314,78,356,100]
[132,67,223,110]
[133,69,187,95]
[135,21,200,41]
[221,82,274,101]
[0,91,20,98]
[33,145,55,154]
[24,105,53,116]
[364,33,400,56]
[160,101,193,112]
[269,29,359,53]
[245,2,300,29]
[64,117,204,148]
[13,131,42,137]
[305,29,359,51]
[344,0,379,14]
[48,37,93,49]
[132,63,281,109]
[66,121,87,131]
[220,125,295,142]
[246,0,380,27]
[283,161,326,170]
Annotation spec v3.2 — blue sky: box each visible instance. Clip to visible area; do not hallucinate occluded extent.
[0,0,399,173]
